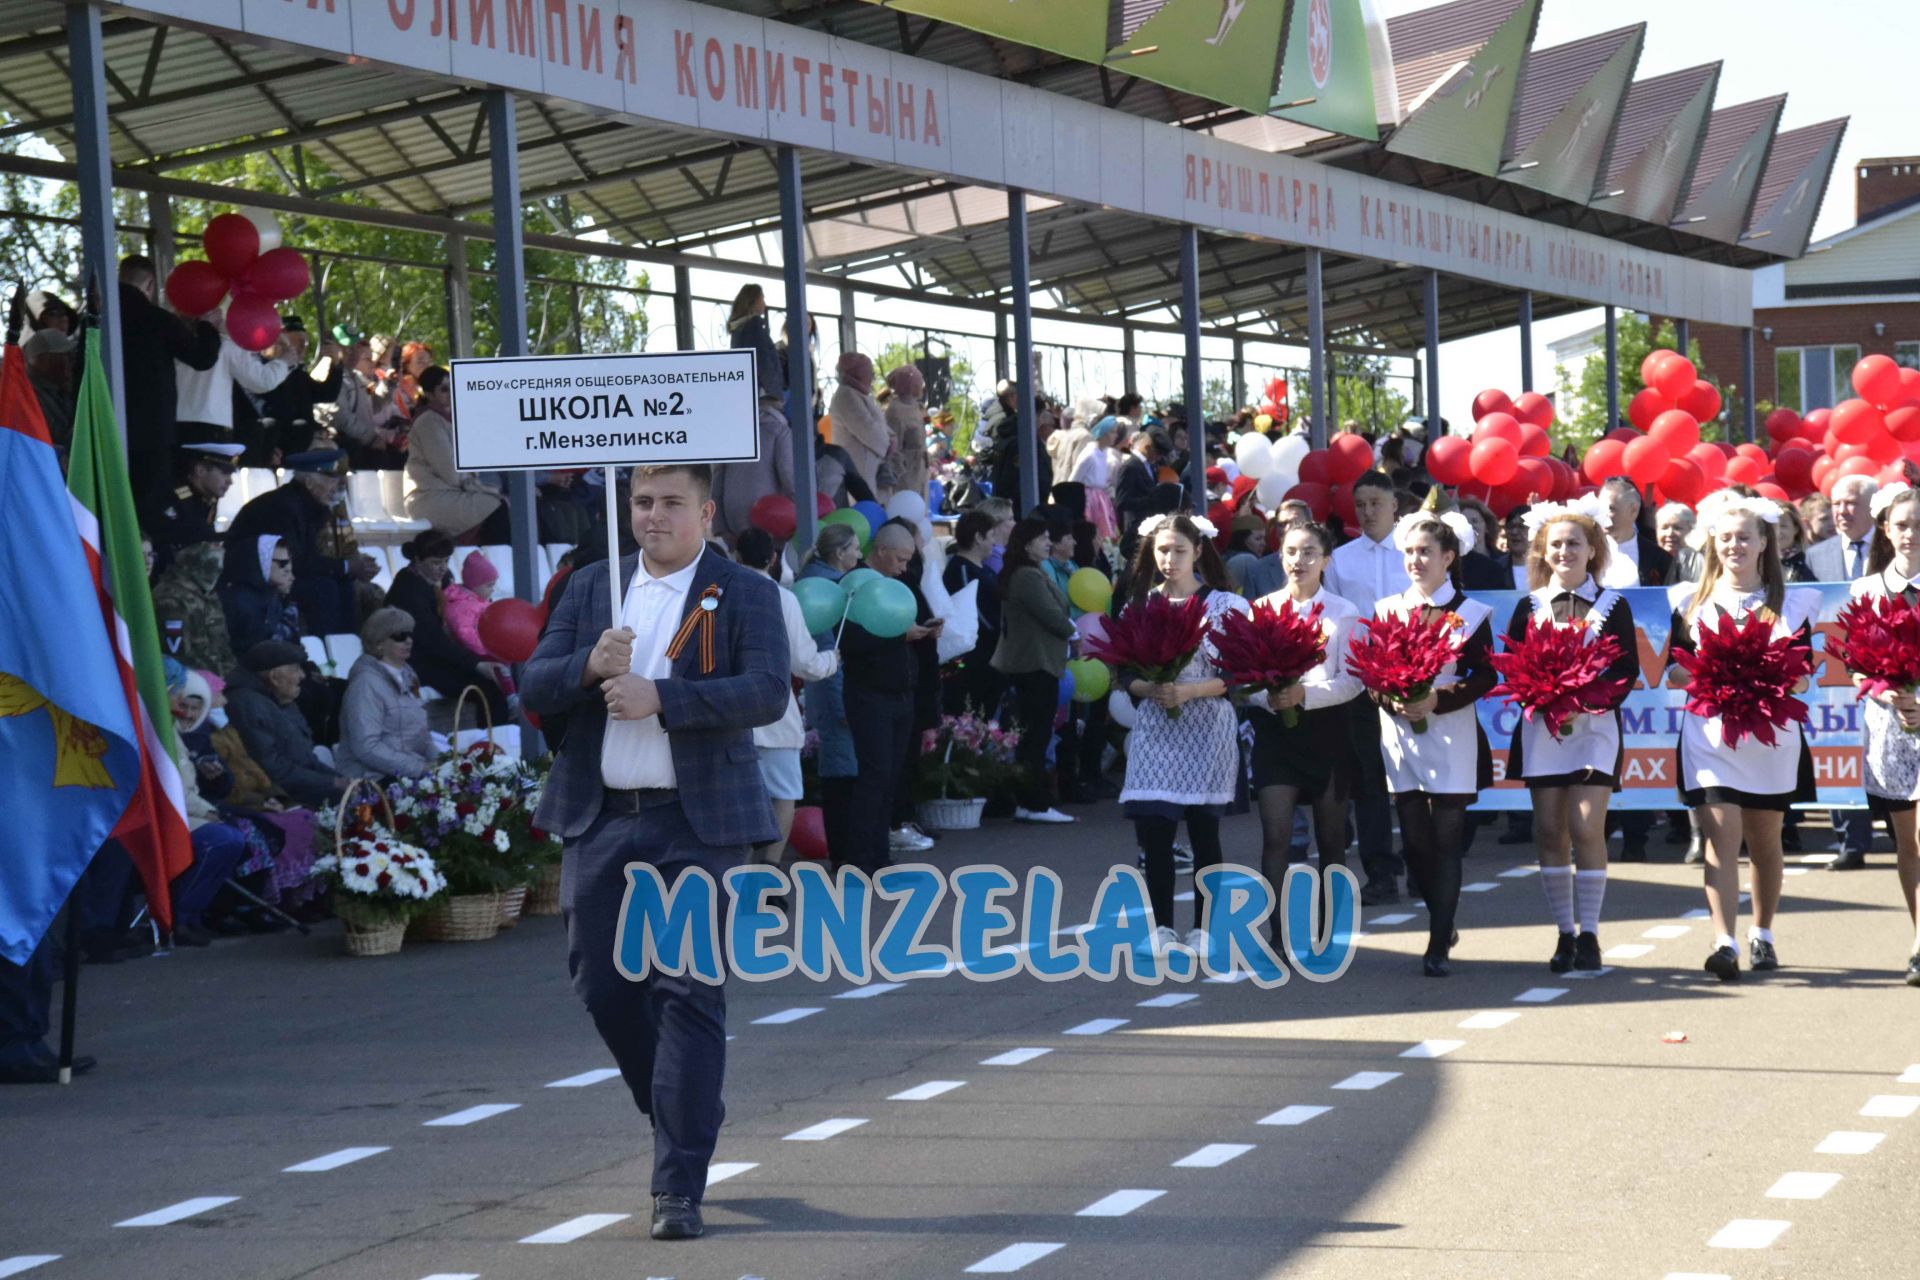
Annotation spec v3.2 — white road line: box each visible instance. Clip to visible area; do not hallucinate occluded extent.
[418,1274,481,1279]
[834,983,905,999]
[751,1006,822,1025]
[1498,866,1540,877]
[424,1104,520,1127]
[1172,1143,1253,1168]
[1642,925,1692,939]
[1514,987,1569,1003]
[1816,1131,1886,1155]
[546,1068,621,1088]
[1897,1064,1920,1084]
[1707,1219,1791,1249]
[1859,1095,1920,1118]
[982,1047,1052,1066]
[965,1243,1064,1273]
[784,1118,868,1141]
[1459,1011,1520,1030]
[706,1161,757,1186]
[1765,1172,1841,1200]
[1400,1039,1463,1060]
[114,1197,239,1227]
[518,1213,629,1244]
[0,1259,61,1278]
[1258,1105,1331,1126]
[283,1146,389,1173]
[1801,852,1840,864]
[890,1080,966,1101]
[1064,1018,1129,1035]
[1137,993,1198,1008]
[1784,867,1810,876]
[1682,908,1712,919]
[1369,912,1415,925]
[1604,944,1654,960]
[1563,967,1614,980]
[1332,1071,1401,1091]
[1173,890,1195,901]
[1076,1189,1165,1217]
[1205,969,1252,984]
[1460,882,1500,893]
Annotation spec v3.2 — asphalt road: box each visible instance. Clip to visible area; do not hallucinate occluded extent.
[5,807,1919,1280]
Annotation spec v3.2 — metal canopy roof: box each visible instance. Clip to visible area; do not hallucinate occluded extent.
[0,0,1842,356]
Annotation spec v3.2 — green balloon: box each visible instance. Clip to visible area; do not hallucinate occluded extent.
[820,507,871,542]
[1067,658,1111,703]
[794,577,845,634]
[847,576,917,638]
[839,566,881,602]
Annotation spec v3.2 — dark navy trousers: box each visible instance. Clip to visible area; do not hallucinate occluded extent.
[562,792,741,1200]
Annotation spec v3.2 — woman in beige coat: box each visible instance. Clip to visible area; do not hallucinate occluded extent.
[882,364,929,502]
[829,351,889,497]
[404,366,507,540]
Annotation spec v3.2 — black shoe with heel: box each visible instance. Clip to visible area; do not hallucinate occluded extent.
[1705,945,1740,981]
[1750,937,1779,971]
[1550,932,1577,973]
[1574,931,1603,971]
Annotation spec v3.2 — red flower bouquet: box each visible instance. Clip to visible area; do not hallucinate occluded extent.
[1085,592,1211,720]
[1210,599,1328,727]
[1490,616,1631,739]
[1346,610,1466,734]
[1673,611,1814,748]
[1829,594,1920,735]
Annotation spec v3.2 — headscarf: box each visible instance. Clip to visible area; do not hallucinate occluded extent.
[884,364,924,401]
[256,535,281,585]
[836,351,874,395]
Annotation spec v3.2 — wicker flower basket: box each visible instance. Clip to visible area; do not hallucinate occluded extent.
[417,892,503,942]
[496,885,528,929]
[524,862,563,917]
[918,796,986,831]
[334,897,408,957]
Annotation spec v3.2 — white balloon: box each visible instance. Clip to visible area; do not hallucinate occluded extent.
[1107,689,1137,730]
[1270,433,1310,472]
[885,489,927,522]
[240,207,282,253]
[1234,432,1274,480]
[1255,471,1291,509]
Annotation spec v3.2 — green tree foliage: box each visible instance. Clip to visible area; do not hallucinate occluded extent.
[1554,314,1712,451]
[874,338,978,456]
[1288,352,1412,435]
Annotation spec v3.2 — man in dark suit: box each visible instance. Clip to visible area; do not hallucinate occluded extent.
[523,463,789,1243]
[1600,477,1673,587]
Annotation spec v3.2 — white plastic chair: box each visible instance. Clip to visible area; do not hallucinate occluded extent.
[300,635,331,673]
[475,545,516,601]
[346,471,388,523]
[325,633,363,672]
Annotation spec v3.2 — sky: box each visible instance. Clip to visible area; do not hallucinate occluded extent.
[644,1,1907,424]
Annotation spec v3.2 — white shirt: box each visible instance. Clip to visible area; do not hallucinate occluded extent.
[1613,529,1641,568]
[1326,531,1401,619]
[174,336,289,428]
[600,554,702,789]
[1251,585,1362,710]
[756,581,839,750]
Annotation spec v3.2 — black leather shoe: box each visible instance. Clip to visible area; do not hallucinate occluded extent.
[1704,945,1740,981]
[650,1193,703,1241]
[1906,954,1920,988]
[1550,931,1577,973]
[1360,879,1400,907]
[0,1046,96,1084]
[1829,851,1867,871]
[1617,843,1647,863]
[1750,937,1779,971]
[1780,827,1803,852]
[1574,931,1603,971]
[1421,954,1451,978]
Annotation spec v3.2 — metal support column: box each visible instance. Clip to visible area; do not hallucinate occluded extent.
[1517,290,1534,390]
[1675,318,1690,358]
[1742,326,1757,444]
[1008,190,1040,513]
[1423,270,1441,432]
[1307,248,1327,448]
[993,308,1009,385]
[672,264,695,352]
[1180,226,1205,513]
[486,90,538,601]
[1604,306,1620,432]
[446,233,473,357]
[147,192,175,281]
[69,2,124,430]
[1122,323,1138,397]
[776,146,819,550]
[1230,335,1246,416]
[837,283,857,362]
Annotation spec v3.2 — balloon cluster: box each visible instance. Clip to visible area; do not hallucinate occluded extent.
[1253,375,1289,429]
[1572,349,1732,506]
[1425,387,1567,516]
[1752,355,1920,501]
[163,209,311,352]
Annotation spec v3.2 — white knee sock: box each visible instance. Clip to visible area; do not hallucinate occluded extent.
[1575,869,1607,934]
[1540,865,1576,934]
[1750,925,1774,944]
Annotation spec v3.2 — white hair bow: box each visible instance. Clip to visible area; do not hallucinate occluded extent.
[1519,494,1607,541]
[1686,491,1781,550]
[1392,510,1476,557]
[1137,512,1219,540]
[1871,480,1913,519]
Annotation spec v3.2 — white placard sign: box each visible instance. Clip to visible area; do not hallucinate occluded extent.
[448,349,759,472]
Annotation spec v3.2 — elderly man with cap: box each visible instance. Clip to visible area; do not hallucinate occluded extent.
[233,315,346,467]
[149,441,244,564]
[225,448,380,636]
[224,640,350,806]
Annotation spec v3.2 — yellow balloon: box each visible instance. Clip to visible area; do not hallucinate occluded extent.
[1254,413,1274,433]
[1067,567,1112,614]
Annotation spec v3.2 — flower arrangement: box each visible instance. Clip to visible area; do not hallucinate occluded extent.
[1346,610,1466,734]
[1489,616,1631,739]
[1673,611,1814,748]
[1209,598,1328,727]
[1084,592,1211,719]
[385,746,546,896]
[914,710,1021,802]
[310,830,445,926]
[1830,594,1920,735]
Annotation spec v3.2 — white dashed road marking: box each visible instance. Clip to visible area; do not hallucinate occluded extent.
[114,1197,240,1227]
[706,1162,757,1186]
[1258,1105,1331,1126]
[889,1080,966,1101]
[1642,925,1691,940]
[834,983,905,999]
[751,1006,822,1025]
[965,1242,1065,1273]
[1514,987,1569,1003]
[1860,1095,1920,1118]
[518,1213,629,1244]
[784,1118,868,1141]
[424,1104,520,1127]
[283,1146,389,1173]
[1369,913,1415,925]
[1604,944,1654,960]
[1172,1143,1253,1168]
[1332,1071,1400,1091]
[1765,1172,1841,1200]
[1707,1219,1791,1249]
[0,1259,61,1278]
[1076,1189,1165,1217]
[546,1068,621,1088]
[1816,1131,1885,1155]
[981,1048,1051,1066]
[1137,993,1198,1008]
[1064,1018,1128,1035]
[1400,1039,1463,1060]
[1459,1011,1520,1029]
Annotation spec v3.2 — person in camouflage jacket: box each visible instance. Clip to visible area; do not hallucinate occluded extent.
[153,540,238,677]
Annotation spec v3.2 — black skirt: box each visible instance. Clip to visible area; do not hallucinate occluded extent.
[1508,711,1625,792]
[1249,701,1349,800]
[1675,733,1818,812]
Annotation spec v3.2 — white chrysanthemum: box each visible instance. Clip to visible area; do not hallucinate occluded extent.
[492,828,512,853]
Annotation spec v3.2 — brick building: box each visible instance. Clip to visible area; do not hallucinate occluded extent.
[1693,157,1920,414]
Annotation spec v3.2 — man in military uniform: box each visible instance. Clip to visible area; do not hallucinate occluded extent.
[224,449,380,636]
[152,540,237,677]
[148,442,244,566]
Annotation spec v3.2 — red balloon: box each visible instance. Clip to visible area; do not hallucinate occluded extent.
[1658,457,1705,505]
[815,491,836,518]
[1900,368,1920,405]
[1508,456,1553,502]
[1677,379,1722,423]
[1512,391,1555,430]
[1724,454,1768,486]
[1327,433,1374,484]
[225,292,281,352]
[1834,439,1875,465]
[749,493,797,539]
[1765,408,1803,443]
[477,598,545,664]
[1735,443,1770,466]
[1811,455,1838,493]
[1867,430,1904,465]
[1622,435,1671,486]
[1831,398,1886,445]
[1835,454,1880,483]
[1298,450,1331,485]
[1804,407,1833,438]
[1265,377,1288,403]
[1686,442,1726,480]
[1853,353,1905,407]
[1880,463,1911,487]
[164,260,229,316]
[1583,438,1628,485]
[1283,481,1333,522]
[1469,437,1519,486]
[1550,457,1579,500]
[1887,402,1920,443]
[1648,409,1701,456]
[202,212,261,278]
[1640,348,1673,386]
[1754,482,1790,503]
[1647,352,1697,401]
[1471,389,1513,421]
[1474,412,1523,447]
[1627,387,1673,432]
[789,805,829,860]
[1604,426,1640,444]
[244,247,310,302]
[1332,483,1359,530]
[1516,423,1551,458]
[1426,435,1473,486]
[1258,399,1281,418]
[1774,447,1816,494]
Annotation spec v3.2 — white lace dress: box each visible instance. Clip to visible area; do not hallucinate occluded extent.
[1120,589,1252,813]
[1850,569,1920,805]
